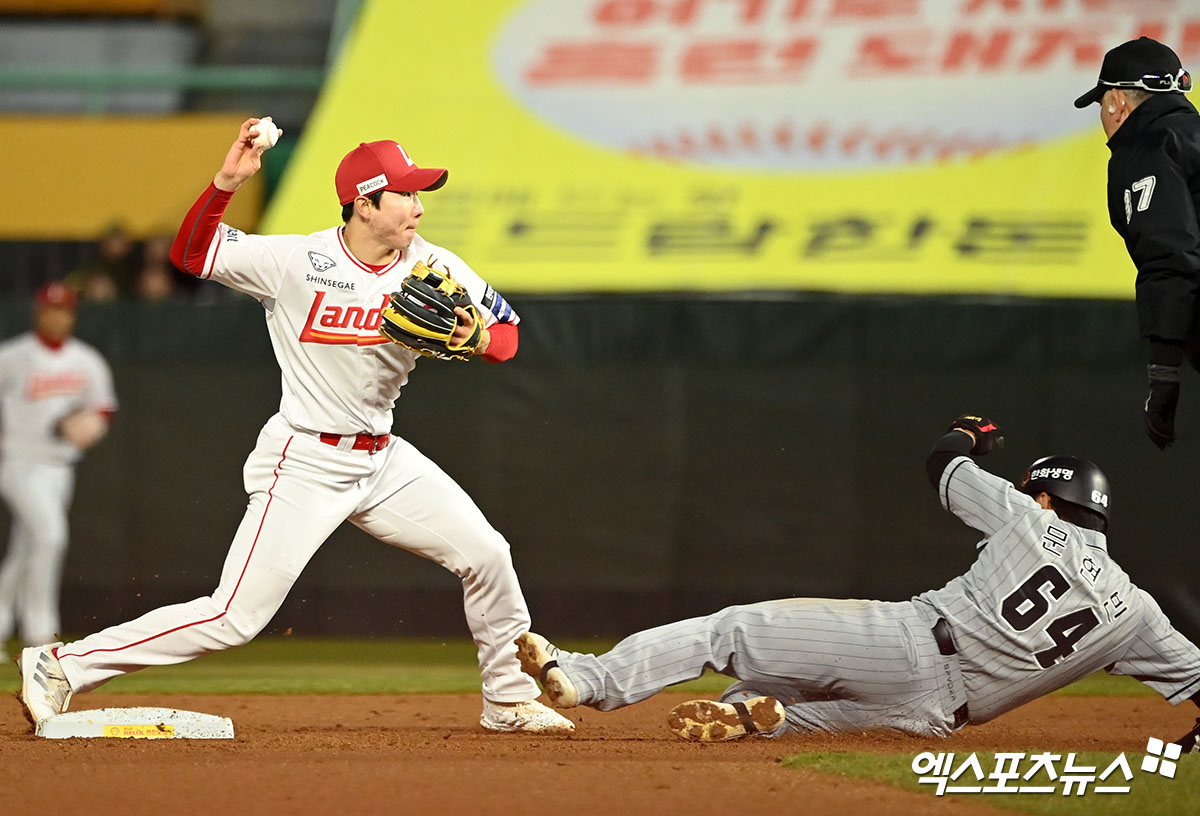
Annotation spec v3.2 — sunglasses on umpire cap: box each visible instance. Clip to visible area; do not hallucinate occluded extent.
[1103,68,1193,94]
[1075,37,1191,108]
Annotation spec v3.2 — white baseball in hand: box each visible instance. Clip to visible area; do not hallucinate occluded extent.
[252,117,280,150]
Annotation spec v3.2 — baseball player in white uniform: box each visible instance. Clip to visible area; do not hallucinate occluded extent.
[516,415,1200,744]
[16,118,573,734]
[0,283,115,652]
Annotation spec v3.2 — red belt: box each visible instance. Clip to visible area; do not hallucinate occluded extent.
[319,431,391,454]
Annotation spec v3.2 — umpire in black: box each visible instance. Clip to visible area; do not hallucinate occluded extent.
[1076,37,1200,450]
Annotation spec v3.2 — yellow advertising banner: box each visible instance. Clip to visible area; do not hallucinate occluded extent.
[0,114,262,240]
[264,0,1200,296]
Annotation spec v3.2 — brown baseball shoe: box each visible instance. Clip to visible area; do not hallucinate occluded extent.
[514,632,579,708]
[666,697,785,742]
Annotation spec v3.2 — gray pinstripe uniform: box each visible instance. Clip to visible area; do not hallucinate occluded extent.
[554,454,1200,736]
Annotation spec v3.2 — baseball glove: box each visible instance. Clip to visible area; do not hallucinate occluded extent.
[379,259,485,361]
[948,414,1004,455]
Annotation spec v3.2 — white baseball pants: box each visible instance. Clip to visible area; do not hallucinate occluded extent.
[56,413,539,703]
[0,459,74,645]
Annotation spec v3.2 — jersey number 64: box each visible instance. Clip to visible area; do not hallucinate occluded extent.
[1000,564,1101,669]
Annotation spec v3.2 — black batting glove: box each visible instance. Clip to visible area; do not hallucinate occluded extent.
[1145,364,1180,451]
[947,414,1004,456]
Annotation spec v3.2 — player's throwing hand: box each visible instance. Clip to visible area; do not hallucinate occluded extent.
[214,117,283,192]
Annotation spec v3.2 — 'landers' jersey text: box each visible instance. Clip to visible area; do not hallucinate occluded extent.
[298,291,391,346]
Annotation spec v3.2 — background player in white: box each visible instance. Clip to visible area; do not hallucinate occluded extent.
[516,415,1200,743]
[0,283,115,655]
[16,118,573,734]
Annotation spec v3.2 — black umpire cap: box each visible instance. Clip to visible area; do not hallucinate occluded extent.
[1074,37,1191,108]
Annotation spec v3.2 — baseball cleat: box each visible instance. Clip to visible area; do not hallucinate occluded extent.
[514,632,579,708]
[666,697,785,742]
[17,643,72,725]
[479,698,575,734]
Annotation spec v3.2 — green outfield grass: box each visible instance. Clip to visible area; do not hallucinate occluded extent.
[0,636,738,695]
[784,751,1200,815]
[1049,672,1155,697]
[771,655,1190,816]
[0,636,1158,697]
[7,636,1188,811]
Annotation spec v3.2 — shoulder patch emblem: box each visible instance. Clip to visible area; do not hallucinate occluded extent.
[308,252,337,272]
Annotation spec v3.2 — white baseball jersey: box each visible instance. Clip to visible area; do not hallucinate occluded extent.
[191,225,518,436]
[55,199,541,708]
[0,333,116,465]
[917,456,1200,723]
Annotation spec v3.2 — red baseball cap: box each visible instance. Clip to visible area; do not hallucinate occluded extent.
[35,282,78,311]
[334,141,448,205]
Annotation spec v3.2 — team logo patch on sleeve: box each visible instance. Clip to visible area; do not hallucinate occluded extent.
[481,285,519,324]
[308,252,337,272]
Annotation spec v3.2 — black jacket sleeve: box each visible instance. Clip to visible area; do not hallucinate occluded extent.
[925,431,975,489]
[1107,100,1200,343]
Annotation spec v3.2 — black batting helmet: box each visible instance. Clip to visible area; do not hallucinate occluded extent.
[1017,455,1111,527]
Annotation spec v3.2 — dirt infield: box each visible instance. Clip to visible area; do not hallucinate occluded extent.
[0,692,1188,815]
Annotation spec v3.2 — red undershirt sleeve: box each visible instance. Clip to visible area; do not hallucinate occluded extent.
[479,322,518,363]
[170,183,234,276]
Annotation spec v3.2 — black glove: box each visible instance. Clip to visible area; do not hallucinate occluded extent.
[378,259,485,361]
[1145,364,1180,451]
[947,415,1004,455]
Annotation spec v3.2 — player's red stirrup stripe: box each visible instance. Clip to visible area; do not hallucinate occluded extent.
[57,437,294,660]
